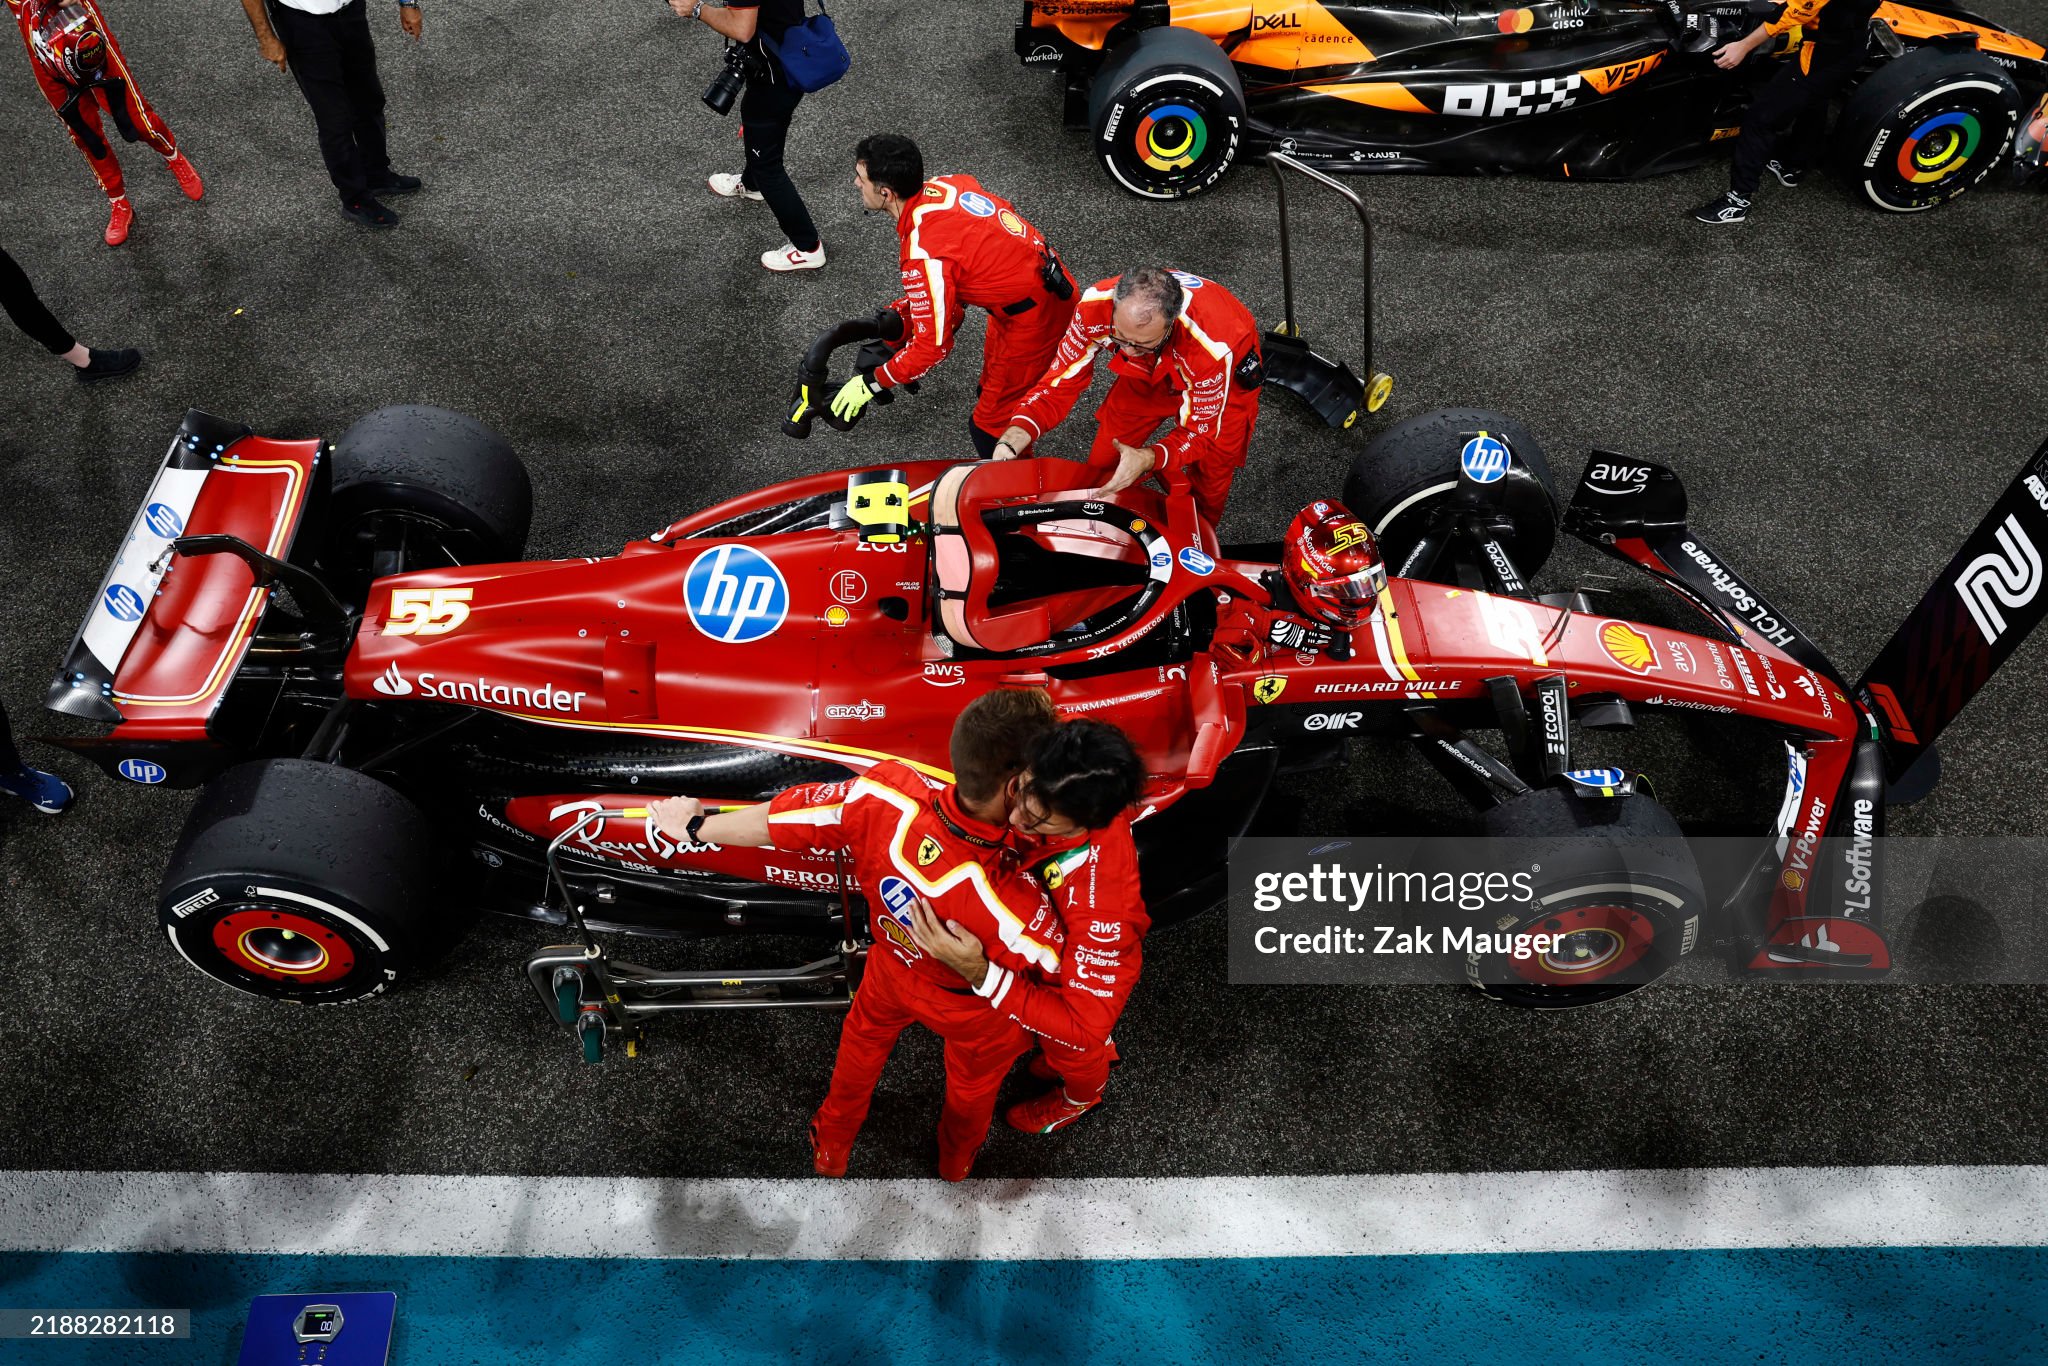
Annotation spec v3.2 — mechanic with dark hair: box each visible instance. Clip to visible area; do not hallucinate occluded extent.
[829,133,1077,456]
[993,265,1263,526]
[1690,0,1883,225]
[2,245,140,381]
[236,0,423,231]
[674,0,824,272]
[911,716,1150,1136]
[9,0,205,247]
[648,689,1074,1180]
[0,699,73,814]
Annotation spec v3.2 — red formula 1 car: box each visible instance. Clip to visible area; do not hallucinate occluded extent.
[44,405,2048,1044]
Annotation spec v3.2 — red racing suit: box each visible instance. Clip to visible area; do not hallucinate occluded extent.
[768,760,1064,1169]
[10,0,179,202]
[977,814,1148,1105]
[1007,271,1264,525]
[876,174,1077,440]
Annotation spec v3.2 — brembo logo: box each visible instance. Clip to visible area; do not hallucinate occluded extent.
[1956,514,2043,646]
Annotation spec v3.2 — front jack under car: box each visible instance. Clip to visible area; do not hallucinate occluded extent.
[1260,151,1394,430]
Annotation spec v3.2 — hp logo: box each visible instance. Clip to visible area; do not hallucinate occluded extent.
[103,584,146,622]
[118,758,167,784]
[1461,435,1511,485]
[1178,547,1216,576]
[684,545,789,644]
[143,503,185,538]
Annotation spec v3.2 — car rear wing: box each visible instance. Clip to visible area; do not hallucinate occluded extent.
[45,410,326,764]
[1854,437,2048,783]
[1560,452,1846,686]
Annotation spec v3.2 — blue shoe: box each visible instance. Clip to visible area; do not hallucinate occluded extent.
[0,766,75,815]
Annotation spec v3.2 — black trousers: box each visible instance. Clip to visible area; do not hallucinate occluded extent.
[739,74,819,252]
[0,698,27,778]
[270,0,391,203]
[1,247,76,356]
[1728,3,1880,196]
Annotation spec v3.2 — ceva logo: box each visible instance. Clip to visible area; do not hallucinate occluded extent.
[685,544,789,644]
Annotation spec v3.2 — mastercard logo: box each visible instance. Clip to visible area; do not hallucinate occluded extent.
[1497,7,1535,33]
[1599,621,1659,674]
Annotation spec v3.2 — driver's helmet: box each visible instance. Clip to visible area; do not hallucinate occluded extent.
[2014,94,2048,187]
[1283,499,1386,624]
[32,4,110,85]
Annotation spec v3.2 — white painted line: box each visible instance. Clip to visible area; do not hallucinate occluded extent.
[3,1167,2045,1262]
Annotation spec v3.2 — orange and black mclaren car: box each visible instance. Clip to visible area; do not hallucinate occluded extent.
[1017,0,2048,209]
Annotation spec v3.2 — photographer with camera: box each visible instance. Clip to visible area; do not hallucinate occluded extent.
[672,0,824,272]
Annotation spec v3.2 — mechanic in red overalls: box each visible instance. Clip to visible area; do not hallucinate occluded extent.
[650,690,1069,1181]
[911,718,1149,1136]
[828,134,1077,458]
[9,0,204,246]
[992,266,1264,526]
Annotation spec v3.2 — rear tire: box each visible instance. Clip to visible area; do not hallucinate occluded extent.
[158,759,450,1004]
[1835,48,2021,212]
[1469,788,1705,1008]
[318,405,532,606]
[1089,28,1246,200]
[1343,407,1559,585]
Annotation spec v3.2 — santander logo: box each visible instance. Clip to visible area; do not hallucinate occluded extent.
[373,662,413,696]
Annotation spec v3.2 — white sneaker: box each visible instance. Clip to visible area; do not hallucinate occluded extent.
[762,241,827,272]
[707,172,764,202]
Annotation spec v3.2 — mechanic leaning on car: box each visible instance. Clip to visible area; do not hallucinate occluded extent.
[993,265,1264,526]
[829,133,1078,458]
[650,689,1136,1179]
[909,716,1150,1138]
[1690,0,1884,225]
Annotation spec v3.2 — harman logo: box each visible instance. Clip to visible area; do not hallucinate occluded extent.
[1460,435,1511,484]
[103,584,146,623]
[1586,462,1651,495]
[1956,514,2042,646]
[117,758,166,784]
[142,502,186,538]
[373,662,413,696]
[685,544,790,644]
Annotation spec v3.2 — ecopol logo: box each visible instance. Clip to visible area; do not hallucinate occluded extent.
[685,544,789,644]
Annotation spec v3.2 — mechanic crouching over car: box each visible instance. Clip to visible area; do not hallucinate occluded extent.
[829,133,1077,457]
[910,717,1149,1137]
[649,689,1137,1179]
[992,265,1263,526]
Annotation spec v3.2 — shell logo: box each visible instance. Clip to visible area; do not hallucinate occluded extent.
[1599,621,1659,674]
[998,209,1027,238]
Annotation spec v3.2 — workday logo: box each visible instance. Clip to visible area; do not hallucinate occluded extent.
[685,544,789,644]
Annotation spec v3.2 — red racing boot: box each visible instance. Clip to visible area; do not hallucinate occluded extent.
[810,1119,848,1179]
[104,197,132,247]
[937,1142,983,1183]
[1006,1087,1100,1135]
[166,151,204,201]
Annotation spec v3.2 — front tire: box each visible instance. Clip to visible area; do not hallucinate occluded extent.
[1089,28,1246,200]
[1469,788,1705,1008]
[159,760,450,1004]
[1343,407,1560,585]
[1835,49,2021,212]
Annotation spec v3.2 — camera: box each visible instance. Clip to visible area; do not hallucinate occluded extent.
[703,43,752,116]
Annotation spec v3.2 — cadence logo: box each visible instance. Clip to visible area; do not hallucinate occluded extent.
[686,545,789,644]
[1956,513,2042,646]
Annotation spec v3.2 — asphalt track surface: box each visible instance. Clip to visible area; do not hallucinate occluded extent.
[2,0,2045,1186]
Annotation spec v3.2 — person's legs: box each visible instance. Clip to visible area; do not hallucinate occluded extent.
[0,247,79,356]
[1727,62,1811,199]
[811,964,914,1157]
[935,1016,1029,1177]
[1783,35,1871,172]
[331,0,391,181]
[0,699,73,814]
[1083,378,1177,472]
[738,78,820,253]
[272,1,372,204]
[1037,1037,1117,1106]
[972,297,1076,441]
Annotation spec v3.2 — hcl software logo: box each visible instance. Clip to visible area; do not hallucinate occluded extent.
[684,544,790,643]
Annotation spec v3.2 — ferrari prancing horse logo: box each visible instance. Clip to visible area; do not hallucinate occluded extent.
[917,836,943,867]
[1253,676,1288,704]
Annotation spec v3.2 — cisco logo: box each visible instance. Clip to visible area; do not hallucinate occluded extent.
[684,545,790,644]
[118,758,167,785]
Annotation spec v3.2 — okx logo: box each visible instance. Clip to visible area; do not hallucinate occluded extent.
[685,544,789,644]
[1957,514,2042,646]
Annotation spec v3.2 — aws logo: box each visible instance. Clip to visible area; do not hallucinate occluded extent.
[1251,11,1302,31]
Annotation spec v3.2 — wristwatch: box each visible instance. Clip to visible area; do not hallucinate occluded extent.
[689,0,704,16]
[685,813,708,844]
